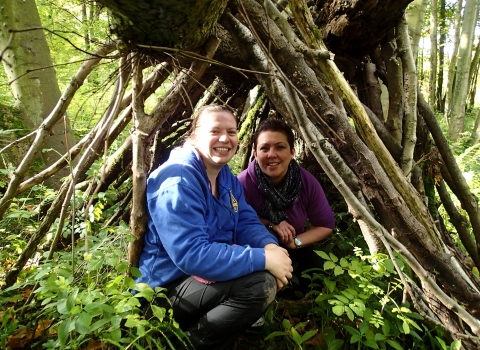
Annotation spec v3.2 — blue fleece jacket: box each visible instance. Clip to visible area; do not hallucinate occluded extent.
[136,144,279,288]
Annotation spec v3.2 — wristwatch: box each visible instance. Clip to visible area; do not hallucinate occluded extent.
[294,236,302,249]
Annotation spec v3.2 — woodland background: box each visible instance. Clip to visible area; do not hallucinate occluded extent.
[1,0,480,349]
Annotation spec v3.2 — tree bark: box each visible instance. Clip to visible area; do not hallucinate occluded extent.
[429,0,438,107]
[448,0,479,140]
[0,0,77,187]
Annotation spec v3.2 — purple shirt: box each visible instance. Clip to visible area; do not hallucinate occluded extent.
[237,160,335,234]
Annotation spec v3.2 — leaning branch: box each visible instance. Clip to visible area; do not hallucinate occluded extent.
[0,42,115,219]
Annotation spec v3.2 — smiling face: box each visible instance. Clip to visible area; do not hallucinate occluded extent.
[254,130,294,186]
[191,110,238,173]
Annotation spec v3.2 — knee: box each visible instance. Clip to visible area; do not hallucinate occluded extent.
[246,271,276,305]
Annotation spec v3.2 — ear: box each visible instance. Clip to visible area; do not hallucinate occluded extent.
[253,149,257,158]
[291,147,295,156]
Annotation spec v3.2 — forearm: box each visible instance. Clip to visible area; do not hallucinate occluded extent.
[285,226,332,249]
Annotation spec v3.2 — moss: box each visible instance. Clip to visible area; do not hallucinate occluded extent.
[0,106,29,138]
[238,92,265,142]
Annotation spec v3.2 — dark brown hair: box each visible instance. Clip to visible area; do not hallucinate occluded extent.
[253,118,295,150]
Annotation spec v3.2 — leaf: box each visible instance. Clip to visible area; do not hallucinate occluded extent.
[130,267,142,278]
[362,339,379,349]
[450,339,462,350]
[264,331,288,340]
[151,305,166,322]
[329,253,339,263]
[350,334,361,344]
[339,258,349,267]
[345,306,354,321]
[77,311,93,327]
[435,336,447,350]
[316,251,331,260]
[402,320,410,334]
[282,318,291,330]
[334,266,344,276]
[332,305,344,316]
[374,333,386,341]
[359,321,369,335]
[343,325,360,336]
[315,293,334,304]
[334,295,349,304]
[324,261,336,270]
[324,279,336,293]
[58,319,74,347]
[291,327,303,345]
[302,329,318,342]
[327,339,344,350]
[386,340,404,350]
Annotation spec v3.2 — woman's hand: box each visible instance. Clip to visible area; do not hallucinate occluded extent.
[272,221,296,244]
[264,243,293,289]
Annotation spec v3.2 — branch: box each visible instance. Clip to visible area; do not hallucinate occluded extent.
[0,42,115,219]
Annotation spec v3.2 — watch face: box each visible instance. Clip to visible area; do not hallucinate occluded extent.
[294,237,302,247]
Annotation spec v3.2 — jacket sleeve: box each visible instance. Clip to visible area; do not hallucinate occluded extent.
[147,166,268,282]
[232,176,279,248]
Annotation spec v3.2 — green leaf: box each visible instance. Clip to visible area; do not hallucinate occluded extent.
[407,319,422,331]
[130,267,142,278]
[324,279,336,293]
[350,334,361,344]
[324,261,336,270]
[264,331,288,340]
[343,325,360,336]
[332,305,344,316]
[315,293,334,304]
[386,339,404,350]
[382,320,391,336]
[374,333,386,341]
[291,327,303,345]
[327,339,344,350]
[384,259,395,272]
[334,266,344,276]
[334,295,349,304]
[435,336,447,350]
[339,258,349,268]
[402,320,410,334]
[151,305,166,322]
[329,253,339,263]
[362,339,379,349]
[341,290,354,300]
[316,251,331,260]
[282,318,291,330]
[450,339,462,350]
[346,306,354,321]
[302,329,318,342]
[77,311,93,327]
[58,319,75,347]
[90,318,110,332]
[359,321,369,335]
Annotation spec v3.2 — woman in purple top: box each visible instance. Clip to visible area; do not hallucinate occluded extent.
[238,118,335,291]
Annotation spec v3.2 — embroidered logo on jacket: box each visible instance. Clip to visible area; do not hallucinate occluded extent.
[230,191,238,212]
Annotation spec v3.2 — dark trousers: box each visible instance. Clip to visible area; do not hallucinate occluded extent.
[149,271,276,350]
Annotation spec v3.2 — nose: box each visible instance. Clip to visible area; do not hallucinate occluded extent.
[267,148,276,158]
[219,133,228,142]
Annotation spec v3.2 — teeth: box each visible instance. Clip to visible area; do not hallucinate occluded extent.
[215,148,229,152]
[268,163,279,166]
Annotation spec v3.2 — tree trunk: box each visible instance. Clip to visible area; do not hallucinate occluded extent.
[429,0,438,108]
[0,0,76,187]
[445,0,465,114]
[436,0,446,112]
[468,37,480,108]
[405,0,429,59]
[448,0,479,141]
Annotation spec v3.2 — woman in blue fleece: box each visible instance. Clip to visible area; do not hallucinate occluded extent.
[137,104,293,349]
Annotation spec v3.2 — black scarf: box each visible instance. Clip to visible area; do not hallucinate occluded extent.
[255,159,302,225]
